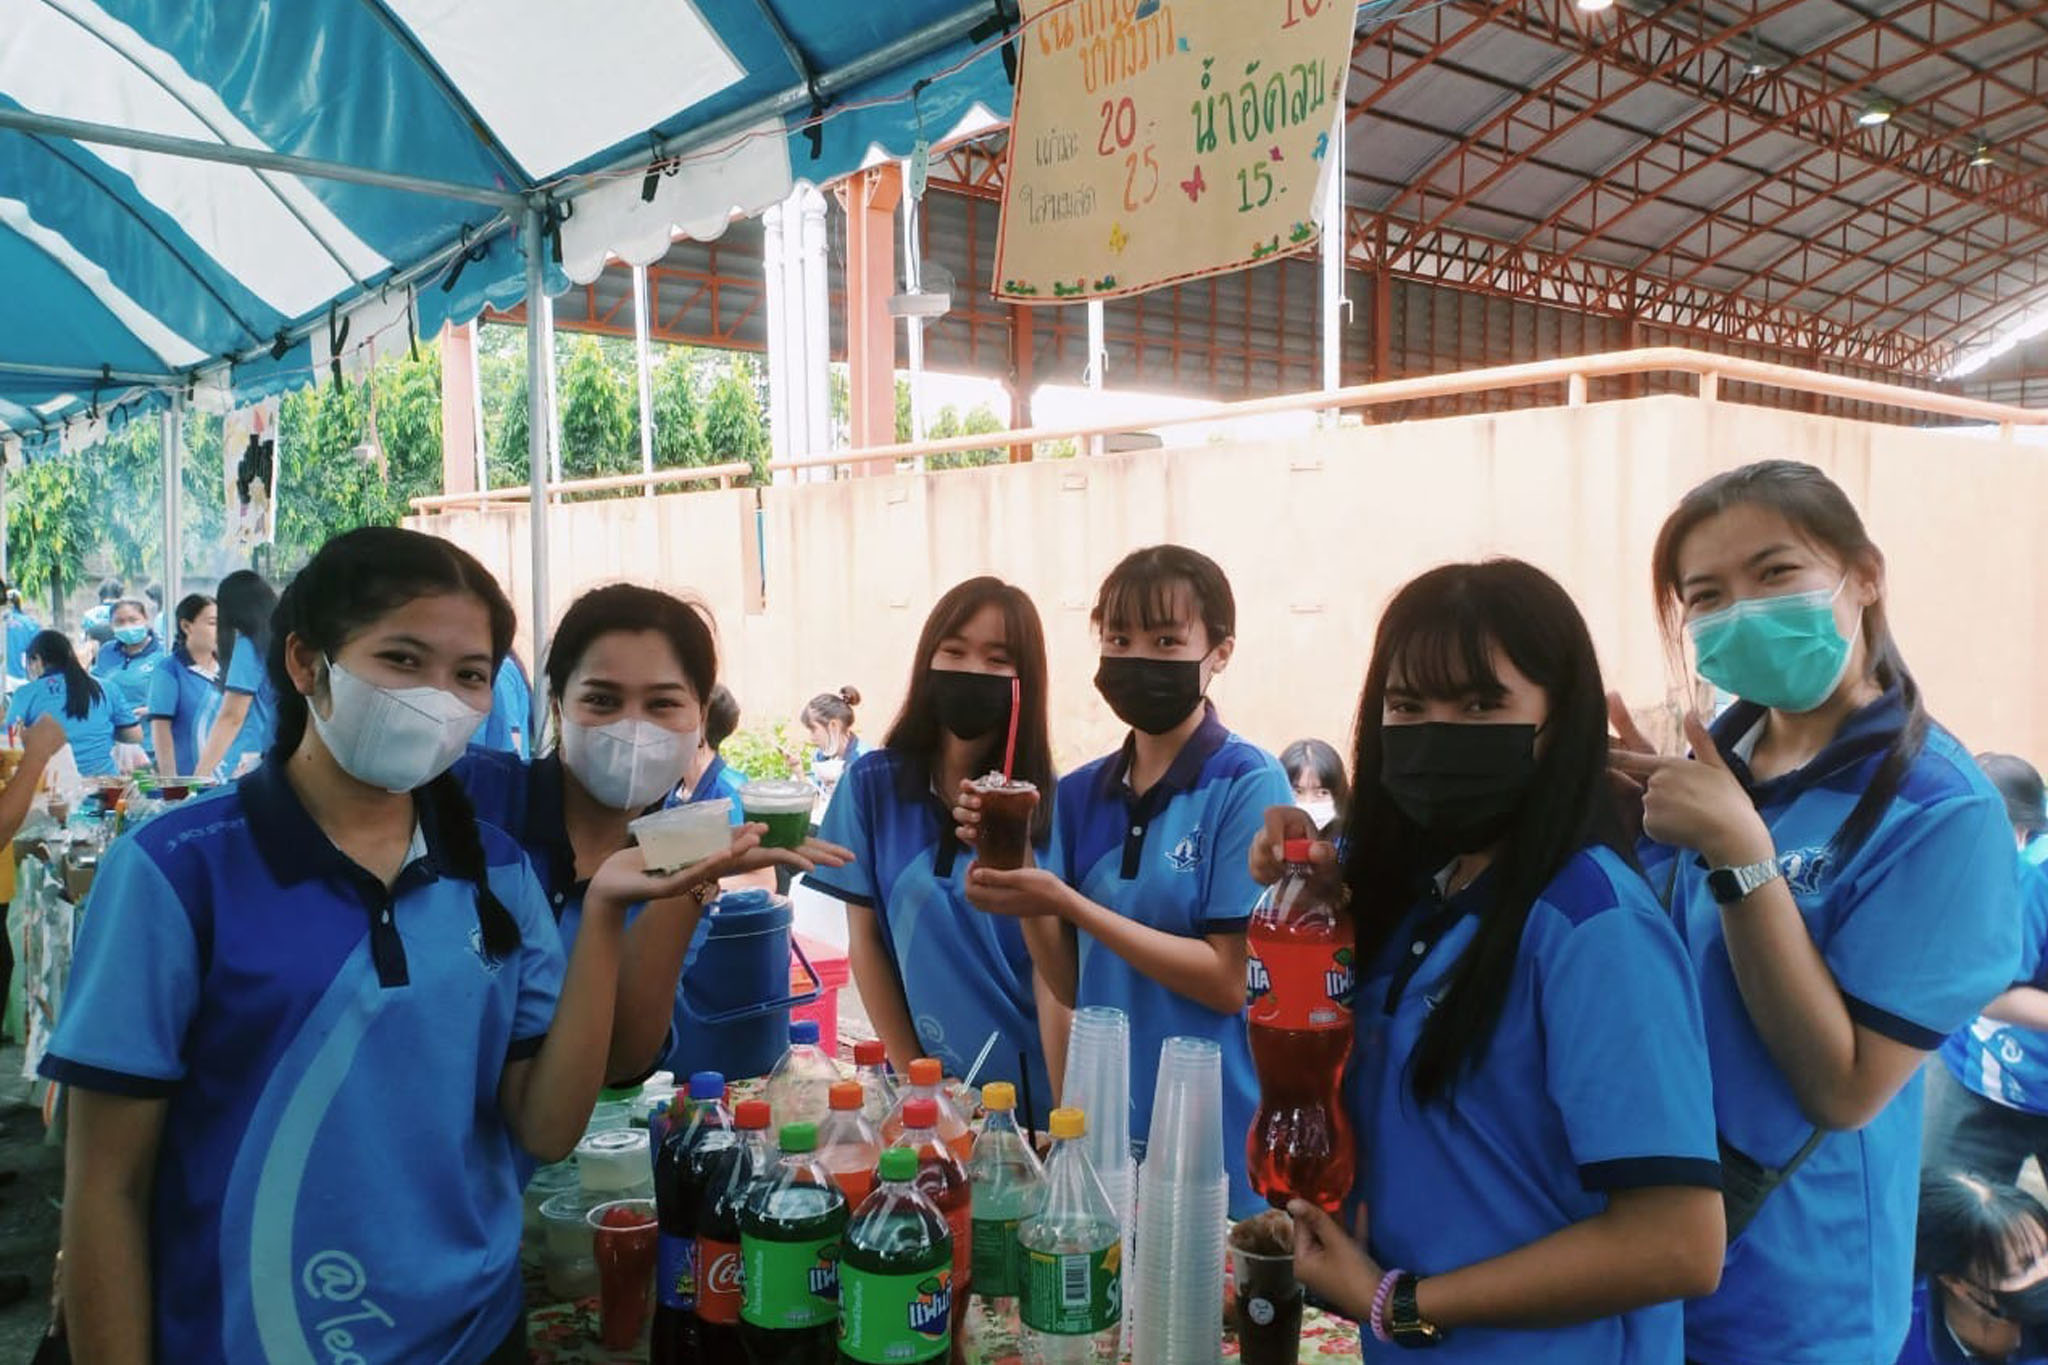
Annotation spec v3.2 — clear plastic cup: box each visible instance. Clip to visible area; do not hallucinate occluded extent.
[1063,1006,1132,1196]
[540,1190,601,1300]
[1229,1213,1304,1365]
[1132,1172,1230,1365]
[738,779,816,850]
[629,800,733,872]
[1145,1036,1225,1184]
[587,1198,660,1350]
[524,1161,580,1242]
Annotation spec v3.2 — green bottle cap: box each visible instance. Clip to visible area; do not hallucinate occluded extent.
[780,1121,818,1153]
[878,1146,918,1182]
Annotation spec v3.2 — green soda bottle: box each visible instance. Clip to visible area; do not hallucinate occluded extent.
[837,1146,954,1364]
[739,1122,849,1364]
[965,1082,1044,1349]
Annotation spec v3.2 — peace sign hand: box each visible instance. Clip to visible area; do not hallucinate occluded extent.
[1609,709,1775,868]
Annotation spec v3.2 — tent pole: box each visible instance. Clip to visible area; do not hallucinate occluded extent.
[1320,109,1346,418]
[161,399,183,614]
[523,208,552,745]
[633,264,656,496]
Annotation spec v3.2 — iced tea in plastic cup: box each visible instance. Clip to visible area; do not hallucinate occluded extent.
[587,1198,659,1349]
[971,774,1038,872]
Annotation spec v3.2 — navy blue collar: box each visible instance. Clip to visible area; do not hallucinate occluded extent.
[520,753,581,897]
[1710,685,1905,802]
[239,759,446,891]
[1096,702,1230,807]
[691,754,731,803]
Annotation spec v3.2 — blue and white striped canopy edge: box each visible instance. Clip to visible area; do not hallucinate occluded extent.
[0,0,1013,459]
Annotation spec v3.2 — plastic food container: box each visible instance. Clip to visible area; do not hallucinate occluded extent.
[629,800,733,873]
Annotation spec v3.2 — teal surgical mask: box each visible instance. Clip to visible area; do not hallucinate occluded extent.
[113,624,149,647]
[1687,578,1856,714]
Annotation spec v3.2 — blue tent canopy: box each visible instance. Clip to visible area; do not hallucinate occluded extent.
[0,0,1016,457]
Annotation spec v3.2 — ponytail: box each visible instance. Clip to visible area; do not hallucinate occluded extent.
[423,772,523,960]
[26,631,102,721]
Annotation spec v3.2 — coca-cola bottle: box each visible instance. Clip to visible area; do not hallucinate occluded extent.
[654,1071,733,1364]
[1245,838,1355,1211]
[699,1098,776,1359]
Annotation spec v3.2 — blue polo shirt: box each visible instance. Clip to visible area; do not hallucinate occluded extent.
[669,753,748,825]
[38,761,565,1363]
[1352,846,1720,1363]
[479,657,532,758]
[2025,834,2048,869]
[811,735,865,785]
[1892,1279,2048,1365]
[3,611,37,676]
[4,674,133,775]
[808,748,1054,1126]
[146,647,222,779]
[1643,690,2020,1365]
[1047,705,1290,1216]
[1940,858,2048,1114]
[93,633,168,756]
[220,636,277,777]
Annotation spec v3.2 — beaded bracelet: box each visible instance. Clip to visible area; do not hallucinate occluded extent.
[1370,1267,1405,1344]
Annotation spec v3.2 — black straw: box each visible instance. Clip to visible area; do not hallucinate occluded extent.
[1016,1049,1036,1147]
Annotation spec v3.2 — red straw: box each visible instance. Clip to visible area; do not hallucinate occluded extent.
[1002,677,1021,779]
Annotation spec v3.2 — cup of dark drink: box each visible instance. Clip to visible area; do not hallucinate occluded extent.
[587,1198,659,1349]
[970,774,1038,872]
[1230,1211,1305,1365]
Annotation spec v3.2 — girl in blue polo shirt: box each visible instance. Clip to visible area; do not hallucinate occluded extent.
[44,528,765,1364]
[146,593,221,778]
[91,597,168,755]
[811,577,1060,1123]
[673,685,749,825]
[803,685,864,803]
[6,630,141,776]
[194,568,278,780]
[966,545,1290,1215]
[457,585,848,1083]
[1898,1172,2048,1365]
[1612,459,2019,1365]
[1260,560,1723,1362]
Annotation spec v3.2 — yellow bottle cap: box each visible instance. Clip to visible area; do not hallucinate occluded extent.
[983,1082,1016,1112]
[1048,1107,1085,1141]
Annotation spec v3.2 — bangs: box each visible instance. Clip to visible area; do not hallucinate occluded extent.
[1382,606,1506,701]
[1974,1205,2048,1283]
[1095,572,1193,636]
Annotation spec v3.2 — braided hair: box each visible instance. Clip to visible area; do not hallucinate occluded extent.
[267,527,522,958]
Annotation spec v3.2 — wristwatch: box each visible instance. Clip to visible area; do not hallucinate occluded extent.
[1387,1274,1444,1349]
[1707,857,1783,906]
[683,880,719,909]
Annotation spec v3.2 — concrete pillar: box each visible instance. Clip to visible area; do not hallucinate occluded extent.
[439,320,480,496]
[1008,304,1035,464]
[797,187,830,478]
[762,202,791,473]
[838,164,902,477]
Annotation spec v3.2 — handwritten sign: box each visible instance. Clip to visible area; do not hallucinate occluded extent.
[994,0,1355,304]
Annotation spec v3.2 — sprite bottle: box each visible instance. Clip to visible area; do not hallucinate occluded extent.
[1018,1108,1121,1365]
[965,1081,1044,1350]
[837,1146,954,1364]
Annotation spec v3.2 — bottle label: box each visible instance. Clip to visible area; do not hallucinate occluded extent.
[970,1216,1023,1297]
[1021,1242,1120,1335]
[741,1232,841,1330]
[837,1263,952,1363]
[658,1232,697,1311]
[697,1236,744,1325]
[1245,936,1356,1029]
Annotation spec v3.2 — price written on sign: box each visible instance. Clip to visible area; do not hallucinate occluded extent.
[995,0,1355,303]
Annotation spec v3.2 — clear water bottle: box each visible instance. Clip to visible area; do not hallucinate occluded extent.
[966,1082,1045,1352]
[1019,1108,1121,1365]
[853,1039,899,1126]
[764,1019,838,1131]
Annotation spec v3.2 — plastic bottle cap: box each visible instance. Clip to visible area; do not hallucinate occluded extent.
[780,1122,819,1153]
[688,1070,726,1100]
[1048,1107,1085,1141]
[829,1081,864,1112]
[982,1081,1016,1112]
[853,1039,887,1066]
[790,1020,821,1046]
[907,1057,942,1086]
[879,1147,918,1182]
[734,1099,772,1130]
[901,1097,938,1129]
[1282,837,1314,862]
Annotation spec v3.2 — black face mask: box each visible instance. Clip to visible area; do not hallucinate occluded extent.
[1993,1279,2048,1326]
[930,668,1015,741]
[1094,656,1205,736]
[1379,722,1540,854]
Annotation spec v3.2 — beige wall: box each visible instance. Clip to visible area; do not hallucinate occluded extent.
[411,394,2048,773]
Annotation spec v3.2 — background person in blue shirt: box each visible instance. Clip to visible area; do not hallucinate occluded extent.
[194,568,278,780]
[1897,1172,2048,1365]
[1,578,39,685]
[1613,459,2020,1365]
[478,652,534,758]
[79,575,122,648]
[673,684,748,822]
[146,594,221,778]
[1927,755,2048,1183]
[1281,736,1350,836]
[1259,560,1723,1362]
[458,585,848,1083]
[44,528,750,1364]
[6,631,141,776]
[811,577,1061,1122]
[963,544,1289,1214]
[92,597,168,757]
[802,684,863,807]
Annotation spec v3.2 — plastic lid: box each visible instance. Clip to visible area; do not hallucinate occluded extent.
[1048,1107,1086,1141]
[878,1147,918,1182]
[734,1099,772,1130]
[907,1057,942,1085]
[982,1081,1016,1112]
[853,1040,887,1066]
[688,1070,726,1100]
[1282,837,1314,862]
[780,1122,819,1153]
[901,1097,938,1129]
[790,1020,821,1046]
[829,1081,864,1112]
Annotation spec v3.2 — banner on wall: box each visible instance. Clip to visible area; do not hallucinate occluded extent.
[223,399,279,557]
[993,0,1355,304]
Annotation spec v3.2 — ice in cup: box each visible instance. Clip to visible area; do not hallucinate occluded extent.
[738,779,815,850]
[629,800,733,873]
[970,773,1039,872]
[1229,1211,1305,1365]
[587,1198,659,1349]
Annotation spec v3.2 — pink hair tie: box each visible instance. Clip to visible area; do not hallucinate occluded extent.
[1370,1267,1405,1344]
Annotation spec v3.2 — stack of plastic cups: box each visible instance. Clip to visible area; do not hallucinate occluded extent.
[1063,1006,1137,1355]
[1131,1037,1229,1365]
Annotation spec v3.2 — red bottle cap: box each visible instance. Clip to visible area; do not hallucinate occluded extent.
[902,1097,938,1129]
[854,1039,887,1066]
[1283,837,1314,862]
[828,1081,863,1112]
[734,1099,771,1130]
[908,1058,942,1086]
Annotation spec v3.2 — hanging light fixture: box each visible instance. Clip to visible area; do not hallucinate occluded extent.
[1856,96,1898,127]
[1969,141,1995,167]
[1576,0,1617,12]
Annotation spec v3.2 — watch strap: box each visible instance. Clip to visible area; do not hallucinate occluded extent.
[1709,857,1783,905]
[1388,1273,1444,1348]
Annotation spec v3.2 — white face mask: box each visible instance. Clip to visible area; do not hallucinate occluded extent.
[560,718,696,811]
[1298,797,1338,831]
[311,658,486,794]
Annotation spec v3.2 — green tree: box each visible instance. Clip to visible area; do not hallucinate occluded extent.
[556,335,636,480]
[651,348,707,469]
[6,454,99,623]
[701,361,770,485]
[370,344,444,501]
[926,402,1008,470]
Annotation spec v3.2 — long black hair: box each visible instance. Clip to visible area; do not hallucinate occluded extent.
[173,594,214,657]
[884,577,1057,843]
[1344,560,1626,1102]
[26,631,103,721]
[267,527,521,958]
[542,583,718,752]
[1652,460,1924,859]
[1091,543,1236,647]
[1917,1170,2048,1285]
[215,569,278,693]
[1281,738,1351,816]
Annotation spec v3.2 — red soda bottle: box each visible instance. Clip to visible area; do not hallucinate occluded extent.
[1245,838,1356,1212]
[897,1097,972,1350]
[654,1072,734,1365]
[883,1059,973,1163]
